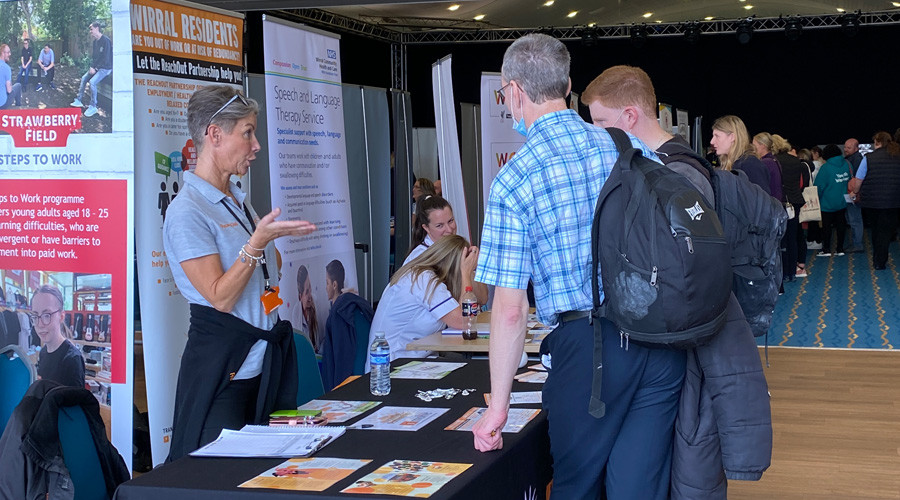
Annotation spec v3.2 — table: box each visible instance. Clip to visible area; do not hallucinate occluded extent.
[114,359,552,500]
[406,311,549,354]
[406,331,543,354]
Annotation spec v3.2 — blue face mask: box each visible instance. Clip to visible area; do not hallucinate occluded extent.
[513,117,527,137]
[510,96,527,137]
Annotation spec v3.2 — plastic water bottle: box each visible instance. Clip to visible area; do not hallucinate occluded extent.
[461,286,479,340]
[369,332,391,396]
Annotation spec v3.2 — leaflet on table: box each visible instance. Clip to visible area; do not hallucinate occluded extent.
[342,460,472,498]
[189,425,345,457]
[239,457,371,492]
[390,361,467,380]
[445,407,540,433]
[484,391,543,405]
[348,406,449,431]
[514,371,548,383]
[441,323,490,335]
[297,400,382,423]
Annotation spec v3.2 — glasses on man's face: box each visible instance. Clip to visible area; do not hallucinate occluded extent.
[205,94,249,135]
[29,309,61,326]
[497,82,512,103]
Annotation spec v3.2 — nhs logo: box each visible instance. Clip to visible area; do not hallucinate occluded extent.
[327,49,337,59]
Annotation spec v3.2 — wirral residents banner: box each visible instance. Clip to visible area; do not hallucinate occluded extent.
[479,73,525,208]
[261,16,358,353]
[131,0,243,465]
[0,0,134,470]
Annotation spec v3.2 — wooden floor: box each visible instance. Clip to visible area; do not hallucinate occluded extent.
[132,346,900,497]
[729,347,900,500]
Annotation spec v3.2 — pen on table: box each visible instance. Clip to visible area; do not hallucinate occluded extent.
[313,436,332,452]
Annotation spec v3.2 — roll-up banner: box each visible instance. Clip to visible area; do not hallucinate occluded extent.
[432,56,469,241]
[261,16,358,352]
[131,0,244,465]
[479,73,525,209]
[0,0,134,469]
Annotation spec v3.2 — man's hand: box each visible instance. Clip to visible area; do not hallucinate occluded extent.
[89,67,97,75]
[472,405,508,451]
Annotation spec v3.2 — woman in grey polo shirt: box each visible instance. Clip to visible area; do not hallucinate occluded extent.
[163,85,316,461]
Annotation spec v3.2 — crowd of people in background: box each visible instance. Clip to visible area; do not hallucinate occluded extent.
[709,116,900,280]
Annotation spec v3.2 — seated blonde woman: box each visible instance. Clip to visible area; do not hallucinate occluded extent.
[369,234,478,361]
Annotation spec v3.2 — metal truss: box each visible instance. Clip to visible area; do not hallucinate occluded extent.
[273,8,401,42]
[399,10,900,44]
[273,8,900,45]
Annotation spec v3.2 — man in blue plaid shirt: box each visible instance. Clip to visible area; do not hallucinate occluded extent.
[471,34,686,499]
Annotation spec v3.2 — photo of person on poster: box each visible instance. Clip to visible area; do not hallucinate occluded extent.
[292,264,319,351]
[32,284,85,388]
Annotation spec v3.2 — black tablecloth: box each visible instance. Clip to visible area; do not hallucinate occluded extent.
[114,359,551,500]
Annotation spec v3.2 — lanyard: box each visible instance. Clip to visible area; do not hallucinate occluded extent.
[220,199,271,287]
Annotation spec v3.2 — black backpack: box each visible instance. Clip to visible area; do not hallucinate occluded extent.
[657,141,787,337]
[588,128,732,418]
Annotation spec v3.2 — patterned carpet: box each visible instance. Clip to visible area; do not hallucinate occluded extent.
[762,239,900,349]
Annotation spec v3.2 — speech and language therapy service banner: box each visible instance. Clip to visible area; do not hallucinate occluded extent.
[479,73,525,209]
[261,16,359,353]
[0,0,135,469]
[131,0,244,465]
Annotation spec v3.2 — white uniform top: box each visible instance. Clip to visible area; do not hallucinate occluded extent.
[368,269,458,363]
[402,234,435,266]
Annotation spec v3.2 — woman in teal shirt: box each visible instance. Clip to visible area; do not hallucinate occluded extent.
[813,144,851,257]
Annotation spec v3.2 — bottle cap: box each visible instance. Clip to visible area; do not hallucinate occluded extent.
[465,286,473,292]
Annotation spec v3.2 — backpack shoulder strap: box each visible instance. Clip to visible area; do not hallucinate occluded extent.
[605,127,635,154]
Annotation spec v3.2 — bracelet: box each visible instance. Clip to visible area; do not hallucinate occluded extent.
[245,240,266,252]
[238,246,265,267]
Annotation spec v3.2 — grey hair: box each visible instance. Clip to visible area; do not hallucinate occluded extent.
[501,34,570,104]
[187,85,259,153]
[31,284,64,309]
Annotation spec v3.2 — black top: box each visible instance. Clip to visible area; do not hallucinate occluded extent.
[92,35,113,69]
[38,339,85,388]
[20,45,33,66]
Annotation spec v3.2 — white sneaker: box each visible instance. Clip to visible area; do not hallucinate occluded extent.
[817,252,831,257]
[70,98,84,107]
[808,242,823,250]
[796,266,808,278]
[84,105,98,117]
[835,252,846,257]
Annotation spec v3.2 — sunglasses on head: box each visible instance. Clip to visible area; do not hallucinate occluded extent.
[205,93,249,135]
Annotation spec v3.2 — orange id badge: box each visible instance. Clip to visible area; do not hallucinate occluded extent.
[260,286,283,315]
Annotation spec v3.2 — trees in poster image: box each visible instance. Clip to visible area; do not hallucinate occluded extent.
[1,0,112,131]
[0,0,110,65]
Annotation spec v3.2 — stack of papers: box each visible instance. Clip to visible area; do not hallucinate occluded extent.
[348,406,449,431]
[444,407,540,433]
[390,361,466,380]
[190,425,345,458]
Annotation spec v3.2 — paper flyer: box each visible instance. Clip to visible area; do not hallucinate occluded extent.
[342,460,472,498]
[240,457,371,491]
[484,391,542,405]
[298,400,381,423]
[348,406,449,431]
[513,371,548,384]
[390,361,467,380]
[445,407,540,434]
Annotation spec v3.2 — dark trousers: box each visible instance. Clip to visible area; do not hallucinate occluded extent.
[782,215,799,278]
[198,375,260,447]
[42,67,55,88]
[797,218,808,265]
[821,209,847,254]
[542,316,685,499]
[806,220,822,244]
[870,208,900,268]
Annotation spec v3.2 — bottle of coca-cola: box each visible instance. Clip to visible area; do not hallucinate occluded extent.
[461,286,479,341]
